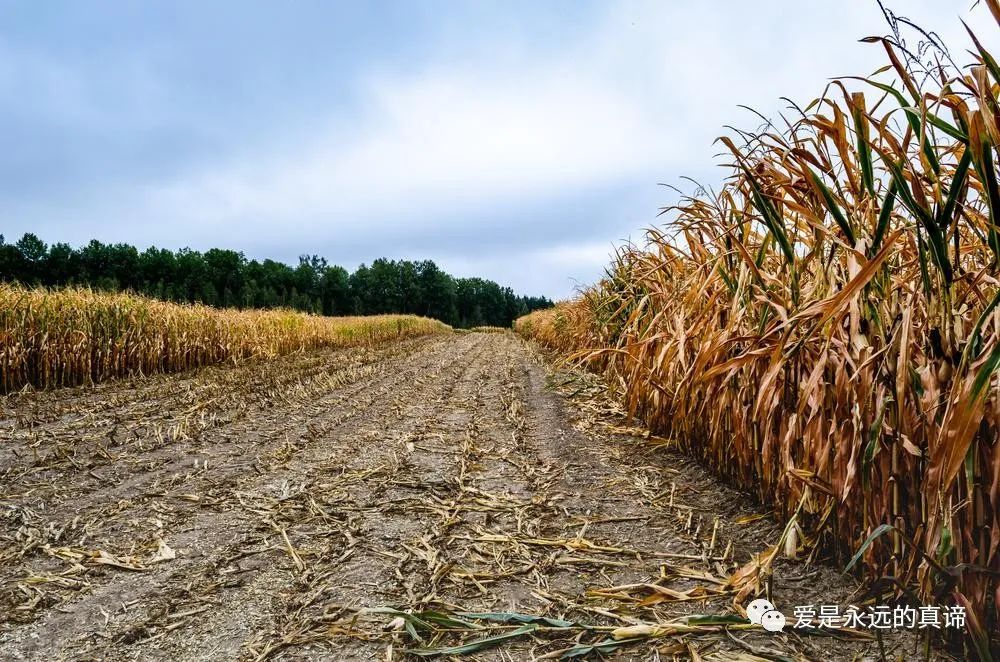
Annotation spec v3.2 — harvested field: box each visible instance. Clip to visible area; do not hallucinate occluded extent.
[0,332,941,660]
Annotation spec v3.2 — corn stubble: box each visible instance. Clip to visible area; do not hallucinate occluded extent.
[518,7,1000,655]
[0,284,451,393]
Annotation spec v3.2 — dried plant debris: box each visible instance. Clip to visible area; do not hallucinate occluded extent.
[512,12,1000,658]
[0,334,951,660]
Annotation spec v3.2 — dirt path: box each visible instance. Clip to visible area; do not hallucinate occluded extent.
[0,332,943,661]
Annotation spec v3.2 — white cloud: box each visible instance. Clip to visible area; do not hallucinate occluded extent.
[140,1,998,234]
[8,0,999,298]
[143,62,674,238]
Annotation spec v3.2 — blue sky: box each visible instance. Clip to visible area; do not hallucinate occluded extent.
[1,1,996,299]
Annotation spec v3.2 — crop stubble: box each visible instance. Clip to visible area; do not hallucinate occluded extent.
[1,333,934,660]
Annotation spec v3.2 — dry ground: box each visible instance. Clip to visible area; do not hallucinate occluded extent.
[0,332,947,660]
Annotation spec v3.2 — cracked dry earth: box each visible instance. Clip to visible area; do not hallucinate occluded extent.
[1,332,940,661]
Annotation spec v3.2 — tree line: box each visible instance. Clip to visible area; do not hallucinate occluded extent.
[0,233,553,328]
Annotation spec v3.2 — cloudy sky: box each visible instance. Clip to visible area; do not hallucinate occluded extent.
[1,1,996,299]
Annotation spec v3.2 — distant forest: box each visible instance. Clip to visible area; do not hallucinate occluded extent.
[0,233,554,328]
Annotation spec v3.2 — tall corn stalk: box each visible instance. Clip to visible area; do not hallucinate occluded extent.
[0,284,451,393]
[517,6,1000,657]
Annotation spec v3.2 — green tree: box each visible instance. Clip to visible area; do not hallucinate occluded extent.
[15,233,47,283]
[0,234,553,326]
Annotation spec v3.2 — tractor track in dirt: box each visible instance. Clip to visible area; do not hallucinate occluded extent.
[0,332,942,660]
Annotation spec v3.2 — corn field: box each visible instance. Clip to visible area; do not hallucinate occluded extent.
[0,284,451,393]
[517,7,1000,657]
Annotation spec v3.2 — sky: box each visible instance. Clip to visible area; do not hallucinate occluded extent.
[1,1,997,300]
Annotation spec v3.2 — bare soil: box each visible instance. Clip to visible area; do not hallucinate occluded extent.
[0,332,950,660]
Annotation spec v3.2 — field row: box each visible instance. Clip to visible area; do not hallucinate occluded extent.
[0,332,917,660]
[514,13,1000,656]
[0,284,451,392]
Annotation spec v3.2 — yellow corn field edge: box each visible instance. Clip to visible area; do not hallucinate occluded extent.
[516,8,1000,658]
[0,284,451,393]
